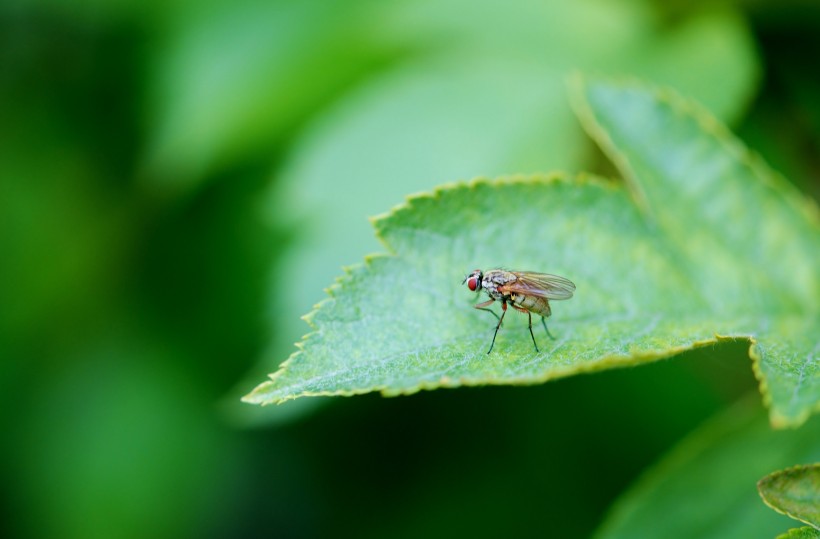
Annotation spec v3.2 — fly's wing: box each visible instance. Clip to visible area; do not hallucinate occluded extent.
[502,272,576,300]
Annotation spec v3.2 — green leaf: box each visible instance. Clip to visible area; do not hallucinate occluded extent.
[777,528,820,539]
[593,397,820,539]
[244,78,819,428]
[266,1,758,382]
[145,1,757,191]
[759,464,820,530]
[143,0,390,188]
[571,77,820,427]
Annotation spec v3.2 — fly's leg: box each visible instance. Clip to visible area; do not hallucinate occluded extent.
[473,298,500,322]
[541,317,555,340]
[477,307,500,322]
[511,303,540,353]
[488,301,508,354]
[473,298,503,353]
[527,312,539,353]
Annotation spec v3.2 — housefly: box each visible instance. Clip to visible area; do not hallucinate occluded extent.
[462,269,575,354]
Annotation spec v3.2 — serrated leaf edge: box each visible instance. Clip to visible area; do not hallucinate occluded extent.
[776,527,820,539]
[749,337,820,429]
[567,72,820,229]
[368,172,622,250]
[246,78,819,422]
[243,174,621,405]
[569,73,820,428]
[242,174,787,416]
[243,329,752,406]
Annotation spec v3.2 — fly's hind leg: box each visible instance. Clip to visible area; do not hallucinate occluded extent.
[541,317,555,340]
[527,311,539,353]
[512,304,540,353]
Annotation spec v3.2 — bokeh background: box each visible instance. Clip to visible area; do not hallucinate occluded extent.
[2,0,819,538]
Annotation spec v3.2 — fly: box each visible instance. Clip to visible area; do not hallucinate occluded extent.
[462,269,576,354]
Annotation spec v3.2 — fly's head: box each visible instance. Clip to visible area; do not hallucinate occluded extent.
[462,269,483,293]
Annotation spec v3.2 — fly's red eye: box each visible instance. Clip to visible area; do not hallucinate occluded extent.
[467,277,478,291]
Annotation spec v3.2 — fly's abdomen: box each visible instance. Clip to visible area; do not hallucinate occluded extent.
[512,294,551,317]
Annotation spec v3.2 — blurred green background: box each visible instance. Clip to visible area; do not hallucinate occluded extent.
[1,0,818,538]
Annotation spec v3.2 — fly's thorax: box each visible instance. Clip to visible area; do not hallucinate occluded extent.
[483,270,514,288]
[483,269,515,301]
[481,277,502,300]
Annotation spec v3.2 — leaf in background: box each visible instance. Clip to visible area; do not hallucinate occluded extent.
[245,76,820,428]
[777,528,820,539]
[145,0,757,192]
[10,334,236,539]
[572,77,820,427]
[758,464,820,530]
[142,0,391,188]
[592,397,820,539]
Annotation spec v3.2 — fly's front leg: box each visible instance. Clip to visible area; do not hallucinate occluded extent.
[487,301,508,354]
[473,298,500,322]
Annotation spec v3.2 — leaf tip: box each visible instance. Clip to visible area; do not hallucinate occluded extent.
[757,464,820,530]
[241,381,276,405]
